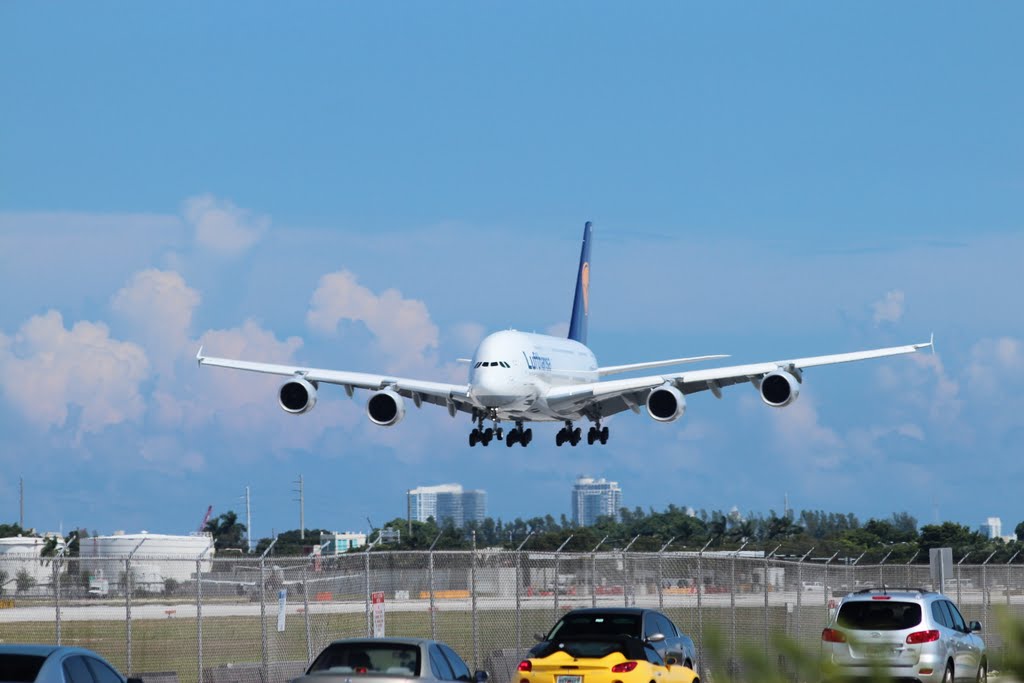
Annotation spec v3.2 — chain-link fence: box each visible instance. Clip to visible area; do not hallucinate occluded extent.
[2,551,1022,683]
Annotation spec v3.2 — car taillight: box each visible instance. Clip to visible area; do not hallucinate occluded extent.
[906,630,940,644]
[517,661,532,672]
[822,628,847,643]
[611,662,638,673]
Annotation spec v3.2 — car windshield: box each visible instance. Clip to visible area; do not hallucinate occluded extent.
[533,637,647,661]
[308,643,421,676]
[836,601,922,630]
[547,613,641,640]
[0,654,46,682]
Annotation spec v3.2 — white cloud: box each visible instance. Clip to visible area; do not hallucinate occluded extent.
[182,194,268,254]
[139,435,205,474]
[111,269,201,375]
[450,322,486,352]
[765,396,845,469]
[546,321,570,338]
[307,270,439,373]
[966,337,1024,396]
[872,289,905,325]
[0,311,149,434]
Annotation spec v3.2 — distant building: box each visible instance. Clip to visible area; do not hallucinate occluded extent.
[571,476,622,526]
[320,531,367,554]
[979,517,1016,543]
[408,484,487,527]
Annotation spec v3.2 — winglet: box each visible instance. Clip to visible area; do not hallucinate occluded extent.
[196,346,204,366]
[912,334,935,353]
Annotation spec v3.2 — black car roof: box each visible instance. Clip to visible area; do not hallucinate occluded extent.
[562,608,656,615]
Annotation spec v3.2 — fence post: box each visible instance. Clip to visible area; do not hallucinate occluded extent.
[765,545,780,657]
[696,539,710,677]
[53,552,63,645]
[657,537,675,611]
[591,536,606,609]
[472,534,480,671]
[553,535,573,618]
[429,533,442,640]
[622,536,639,608]
[1008,552,1020,614]
[302,562,312,666]
[125,538,147,676]
[795,547,812,647]
[878,549,893,587]
[196,558,203,683]
[260,538,277,683]
[906,550,919,587]
[729,542,748,672]
[514,533,533,661]
[956,553,970,605]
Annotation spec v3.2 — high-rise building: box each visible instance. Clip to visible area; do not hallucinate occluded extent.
[571,476,622,526]
[407,484,487,527]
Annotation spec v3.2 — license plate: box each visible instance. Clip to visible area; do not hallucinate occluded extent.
[557,676,582,683]
[866,645,893,656]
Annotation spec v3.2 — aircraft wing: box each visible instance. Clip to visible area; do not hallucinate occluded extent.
[546,339,933,416]
[197,349,475,414]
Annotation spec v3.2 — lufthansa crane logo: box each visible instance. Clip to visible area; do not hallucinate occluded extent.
[581,262,590,315]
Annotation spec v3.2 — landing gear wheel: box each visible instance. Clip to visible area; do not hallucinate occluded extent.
[522,428,532,446]
[496,427,503,440]
[571,427,582,446]
[587,428,596,445]
[469,430,478,447]
[555,430,565,447]
[600,426,609,444]
[506,429,519,447]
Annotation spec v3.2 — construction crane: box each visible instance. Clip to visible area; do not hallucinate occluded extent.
[199,505,213,533]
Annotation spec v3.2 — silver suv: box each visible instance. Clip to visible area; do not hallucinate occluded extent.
[821,587,986,683]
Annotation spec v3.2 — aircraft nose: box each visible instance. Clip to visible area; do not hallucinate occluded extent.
[472,371,516,408]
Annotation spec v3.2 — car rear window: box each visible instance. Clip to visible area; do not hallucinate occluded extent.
[547,613,641,639]
[837,601,922,630]
[0,654,46,682]
[533,637,647,661]
[308,643,421,675]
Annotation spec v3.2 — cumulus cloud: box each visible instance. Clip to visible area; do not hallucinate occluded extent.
[139,435,205,474]
[0,311,149,434]
[765,396,845,469]
[546,321,570,338]
[307,270,439,372]
[450,322,486,352]
[965,337,1024,396]
[872,290,905,325]
[182,194,268,254]
[111,269,200,374]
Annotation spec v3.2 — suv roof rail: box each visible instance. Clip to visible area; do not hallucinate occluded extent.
[852,586,933,595]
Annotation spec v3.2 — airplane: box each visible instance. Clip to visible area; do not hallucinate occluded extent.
[197,222,932,448]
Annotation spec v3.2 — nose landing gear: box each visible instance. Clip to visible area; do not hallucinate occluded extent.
[469,412,503,447]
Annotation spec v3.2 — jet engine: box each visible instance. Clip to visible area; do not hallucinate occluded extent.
[646,383,686,422]
[279,378,318,414]
[759,370,800,407]
[367,389,406,427]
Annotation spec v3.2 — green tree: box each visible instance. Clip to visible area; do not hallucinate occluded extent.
[15,568,36,594]
[205,511,248,551]
[918,522,979,553]
[0,523,27,538]
[1016,520,1024,542]
[0,569,8,596]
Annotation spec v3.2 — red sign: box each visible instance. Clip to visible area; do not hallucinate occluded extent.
[372,591,385,604]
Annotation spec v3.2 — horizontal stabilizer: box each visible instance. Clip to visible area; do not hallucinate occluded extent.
[598,354,729,377]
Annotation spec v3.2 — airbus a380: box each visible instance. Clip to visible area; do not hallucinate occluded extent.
[198,222,932,448]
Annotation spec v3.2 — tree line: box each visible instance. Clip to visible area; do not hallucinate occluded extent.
[6,511,1024,563]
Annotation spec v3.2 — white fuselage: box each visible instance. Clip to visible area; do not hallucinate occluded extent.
[468,330,597,421]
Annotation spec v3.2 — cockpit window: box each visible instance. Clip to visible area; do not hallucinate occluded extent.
[500,362,510,368]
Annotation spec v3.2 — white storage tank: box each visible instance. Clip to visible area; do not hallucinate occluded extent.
[80,531,214,590]
[0,534,65,589]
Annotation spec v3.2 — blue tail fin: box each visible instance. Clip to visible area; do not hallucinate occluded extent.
[568,221,593,345]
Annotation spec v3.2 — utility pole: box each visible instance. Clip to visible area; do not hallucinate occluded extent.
[20,477,24,529]
[293,475,305,540]
[243,486,253,553]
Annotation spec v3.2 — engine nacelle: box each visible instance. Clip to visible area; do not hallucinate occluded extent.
[279,378,318,414]
[367,389,406,427]
[646,383,686,422]
[760,370,800,407]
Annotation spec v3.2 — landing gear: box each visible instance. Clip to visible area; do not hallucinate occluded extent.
[506,422,533,448]
[587,424,609,445]
[469,412,502,447]
[556,422,582,447]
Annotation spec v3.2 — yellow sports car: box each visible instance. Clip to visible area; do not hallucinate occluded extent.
[516,636,699,683]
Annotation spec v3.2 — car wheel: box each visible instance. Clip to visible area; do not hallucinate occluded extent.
[942,663,953,683]
[976,660,987,683]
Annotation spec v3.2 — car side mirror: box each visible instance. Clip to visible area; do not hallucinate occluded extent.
[533,633,545,642]
[969,621,982,633]
[475,670,489,683]
[647,633,666,643]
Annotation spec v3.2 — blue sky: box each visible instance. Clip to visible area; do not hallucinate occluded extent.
[2,3,1022,542]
